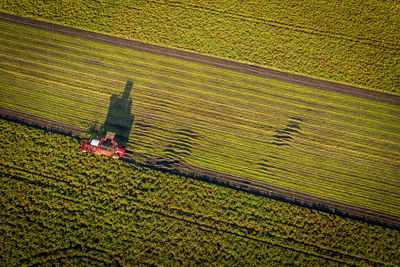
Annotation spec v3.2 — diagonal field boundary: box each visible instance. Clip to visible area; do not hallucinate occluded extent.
[1,11,400,106]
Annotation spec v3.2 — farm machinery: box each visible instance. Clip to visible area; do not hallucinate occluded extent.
[80,131,125,159]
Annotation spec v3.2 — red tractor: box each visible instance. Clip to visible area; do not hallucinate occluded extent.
[80,132,125,159]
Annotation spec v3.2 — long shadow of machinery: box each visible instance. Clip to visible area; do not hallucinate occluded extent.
[87,80,134,147]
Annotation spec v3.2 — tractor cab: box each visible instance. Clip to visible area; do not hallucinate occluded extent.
[80,132,125,159]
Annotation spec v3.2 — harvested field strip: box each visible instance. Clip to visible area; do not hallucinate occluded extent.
[132,118,398,181]
[0,42,396,144]
[0,20,400,217]
[129,107,400,170]
[0,90,102,127]
[0,26,396,105]
[128,104,396,162]
[131,80,398,134]
[135,106,400,158]
[0,65,109,110]
[1,29,398,129]
[3,92,396,197]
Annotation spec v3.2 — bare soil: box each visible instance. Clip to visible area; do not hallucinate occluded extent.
[1,12,400,228]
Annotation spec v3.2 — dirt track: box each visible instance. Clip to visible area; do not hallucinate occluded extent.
[1,13,400,228]
[1,12,400,106]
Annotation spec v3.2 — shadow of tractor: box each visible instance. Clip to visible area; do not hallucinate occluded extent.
[87,80,134,147]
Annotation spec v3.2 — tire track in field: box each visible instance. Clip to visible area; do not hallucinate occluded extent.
[1,12,399,106]
[157,0,399,51]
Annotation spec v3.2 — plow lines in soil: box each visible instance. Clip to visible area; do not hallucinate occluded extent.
[0,19,400,221]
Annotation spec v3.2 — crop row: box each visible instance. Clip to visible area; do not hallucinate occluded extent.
[1,119,399,265]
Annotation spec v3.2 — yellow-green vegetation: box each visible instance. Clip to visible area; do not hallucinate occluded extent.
[1,0,399,94]
[1,20,399,217]
[1,119,399,265]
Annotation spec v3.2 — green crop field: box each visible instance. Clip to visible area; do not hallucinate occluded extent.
[1,119,399,265]
[0,20,400,218]
[1,0,399,94]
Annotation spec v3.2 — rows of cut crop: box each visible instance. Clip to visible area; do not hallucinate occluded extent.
[1,119,399,265]
[1,0,399,93]
[0,20,399,215]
